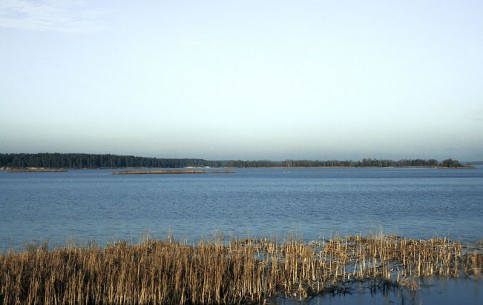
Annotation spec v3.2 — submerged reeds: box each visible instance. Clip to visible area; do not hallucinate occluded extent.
[0,234,481,305]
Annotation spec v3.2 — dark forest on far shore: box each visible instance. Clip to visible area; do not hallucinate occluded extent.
[0,153,468,169]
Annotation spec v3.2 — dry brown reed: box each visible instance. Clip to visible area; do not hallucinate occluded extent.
[211,170,235,174]
[112,170,208,175]
[0,234,481,305]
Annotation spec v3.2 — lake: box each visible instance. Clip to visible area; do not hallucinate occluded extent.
[1,167,482,249]
[1,166,482,304]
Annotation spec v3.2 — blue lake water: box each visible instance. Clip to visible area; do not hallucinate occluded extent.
[1,167,482,304]
[1,167,482,249]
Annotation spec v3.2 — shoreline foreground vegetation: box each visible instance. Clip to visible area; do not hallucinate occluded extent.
[0,153,472,170]
[0,234,481,305]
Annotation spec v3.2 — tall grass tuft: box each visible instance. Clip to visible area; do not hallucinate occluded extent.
[0,234,481,304]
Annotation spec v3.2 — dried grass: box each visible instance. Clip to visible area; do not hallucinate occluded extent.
[112,170,208,175]
[0,234,481,304]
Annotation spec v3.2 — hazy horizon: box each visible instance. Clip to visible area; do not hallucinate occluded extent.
[1,1,482,161]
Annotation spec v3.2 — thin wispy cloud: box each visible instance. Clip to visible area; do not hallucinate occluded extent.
[0,0,105,33]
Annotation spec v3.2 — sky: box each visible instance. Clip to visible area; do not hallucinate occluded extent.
[1,0,482,161]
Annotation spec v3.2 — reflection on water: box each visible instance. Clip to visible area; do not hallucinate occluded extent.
[275,278,481,305]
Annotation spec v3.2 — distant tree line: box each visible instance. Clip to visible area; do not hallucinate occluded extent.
[0,153,219,169]
[0,153,464,169]
[222,158,462,168]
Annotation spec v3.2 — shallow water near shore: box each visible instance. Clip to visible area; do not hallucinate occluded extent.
[274,277,481,305]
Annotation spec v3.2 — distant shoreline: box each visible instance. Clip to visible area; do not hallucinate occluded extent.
[1,165,476,173]
[0,153,478,171]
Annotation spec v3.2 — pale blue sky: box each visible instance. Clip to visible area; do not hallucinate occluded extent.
[1,0,482,161]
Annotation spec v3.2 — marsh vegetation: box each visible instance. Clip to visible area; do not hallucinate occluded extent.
[0,234,480,305]
[112,169,235,175]
[112,169,209,175]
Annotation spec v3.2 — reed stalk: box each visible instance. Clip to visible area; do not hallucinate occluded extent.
[0,234,481,305]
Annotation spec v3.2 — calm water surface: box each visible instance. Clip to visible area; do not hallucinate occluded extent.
[1,167,482,248]
[1,167,482,304]
[277,277,482,305]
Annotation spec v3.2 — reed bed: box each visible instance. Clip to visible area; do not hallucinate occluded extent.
[0,234,481,305]
[211,170,235,174]
[112,169,208,175]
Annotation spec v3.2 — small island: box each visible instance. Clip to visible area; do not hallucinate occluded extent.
[3,167,67,173]
[112,169,236,175]
[212,170,236,174]
[112,169,208,175]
